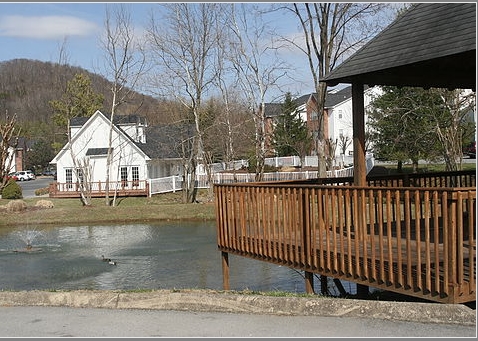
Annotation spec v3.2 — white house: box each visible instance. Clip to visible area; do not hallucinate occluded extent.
[5,146,16,173]
[324,85,381,157]
[50,110,188,196]
[292,85,382,158]
[3,142,26,175]
[51,110,150,187]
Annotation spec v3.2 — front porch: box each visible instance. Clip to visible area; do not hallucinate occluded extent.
[49,180,149,198]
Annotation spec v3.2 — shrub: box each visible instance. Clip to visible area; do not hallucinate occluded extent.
[35,187,50,196]
[35,199,54,208]
[1,179,23,199]
[6,199,27,212]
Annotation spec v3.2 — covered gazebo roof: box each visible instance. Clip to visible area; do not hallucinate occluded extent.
[322,3,476,91]
[321,2,476,185]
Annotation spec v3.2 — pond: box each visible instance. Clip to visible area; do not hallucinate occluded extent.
[0,222,356,294]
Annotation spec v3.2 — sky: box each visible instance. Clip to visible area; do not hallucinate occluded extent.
[0,1,320,102]
[0,3,159,74]
[0,2,409,103]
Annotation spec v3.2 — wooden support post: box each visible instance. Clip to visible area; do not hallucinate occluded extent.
[352,83,366,187]
[305,271,315,294]
[222,251,230,290]
[352,82,369,299]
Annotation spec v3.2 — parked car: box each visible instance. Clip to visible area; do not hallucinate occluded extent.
[25,170,35,180]
[6,172,18,181]
[464,141,476,159]
[14,171,32,181]
[42,170,56,177]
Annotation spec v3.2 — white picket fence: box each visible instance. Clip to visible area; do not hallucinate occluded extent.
[149,154,374,196]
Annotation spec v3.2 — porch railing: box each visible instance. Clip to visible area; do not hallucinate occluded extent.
[49,180,149,198]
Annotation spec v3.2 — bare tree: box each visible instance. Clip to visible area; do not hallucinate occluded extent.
[56,36,71,66]
[281,3,394,177]
[434,89,476,172]
[0,112,20,193]
[338,134,352,157]
[225,3,289,181]
[325,138,338,171]
[101,4,147,206]
[212,18,255,181]
[49,73,104,206]
[65,120,93,206]
[146,3,221,203]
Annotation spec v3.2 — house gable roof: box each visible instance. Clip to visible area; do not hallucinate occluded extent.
[294,94,313,106]
[51,110,150,163]
[322,3,476,90]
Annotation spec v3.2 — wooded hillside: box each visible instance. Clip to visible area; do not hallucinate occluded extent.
[0,58,171,130]
[0,58,255,173]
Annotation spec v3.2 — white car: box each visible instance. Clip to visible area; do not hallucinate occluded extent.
[25,170,36,180]
[14,170,34,181]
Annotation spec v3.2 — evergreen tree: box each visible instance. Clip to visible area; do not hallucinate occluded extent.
[368,86,475,172]
[49,73,104,129]
[272,92,312,163]
[25,139,55,173]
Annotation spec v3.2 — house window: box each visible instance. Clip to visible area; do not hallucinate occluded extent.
[339,129,344,137]
[338,110,343,119]
[66,169,72,189]
[132,166,139,187]
[121,167,128,188]
[311,110,318,120]
[76,168,84,184]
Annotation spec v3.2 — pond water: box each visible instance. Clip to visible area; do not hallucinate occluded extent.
[0,222,356,294]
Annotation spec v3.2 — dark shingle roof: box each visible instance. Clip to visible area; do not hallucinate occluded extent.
[86,148,110,156]
[114,115,147,125]
[325,87,352,107]
[263,103,283,118]
[70,117,89,126]
[322,3,476,90]
[70,114,146,127]
[138,124,195,159]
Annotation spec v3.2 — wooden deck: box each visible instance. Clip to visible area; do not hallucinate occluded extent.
[214,170,476,304]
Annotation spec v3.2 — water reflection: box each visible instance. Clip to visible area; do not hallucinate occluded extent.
[0,222,333,293]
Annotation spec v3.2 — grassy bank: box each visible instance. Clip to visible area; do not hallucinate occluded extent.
[0,191,216,228]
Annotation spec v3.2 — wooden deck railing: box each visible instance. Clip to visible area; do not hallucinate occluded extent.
[214,170,476,304]
[49,180,149,198]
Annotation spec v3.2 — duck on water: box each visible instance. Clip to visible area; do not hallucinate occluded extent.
[102,255,117,265]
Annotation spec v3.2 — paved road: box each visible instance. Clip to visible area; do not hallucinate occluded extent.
[0,305,475,338]
[17,176,53,198]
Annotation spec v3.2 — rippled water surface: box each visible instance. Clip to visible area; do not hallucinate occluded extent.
[0,222,339,293]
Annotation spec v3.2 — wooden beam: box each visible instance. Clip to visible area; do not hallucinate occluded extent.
[305,271,315,294]
[352,82,369,298]
[352,83,366,186]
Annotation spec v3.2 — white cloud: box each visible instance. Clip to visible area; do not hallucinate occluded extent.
[0,15,99,39]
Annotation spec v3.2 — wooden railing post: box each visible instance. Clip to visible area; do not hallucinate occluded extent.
[302,190,315,294]
[447,192,458,294]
